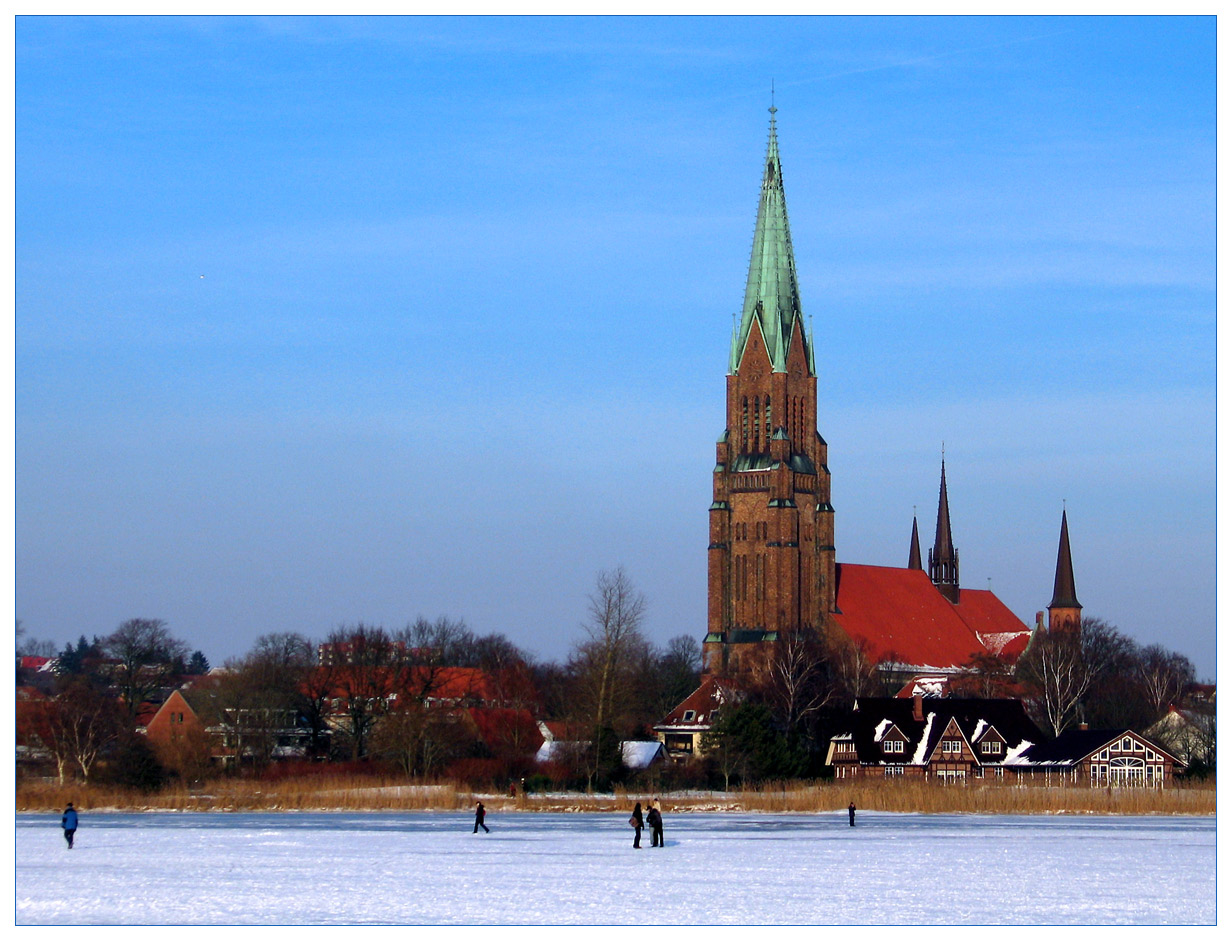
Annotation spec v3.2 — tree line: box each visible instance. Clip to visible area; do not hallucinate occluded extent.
[15,574,1210,792]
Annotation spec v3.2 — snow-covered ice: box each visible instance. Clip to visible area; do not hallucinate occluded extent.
[14,810,1215,925]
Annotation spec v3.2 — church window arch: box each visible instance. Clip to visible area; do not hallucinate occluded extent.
[753,396,761,451]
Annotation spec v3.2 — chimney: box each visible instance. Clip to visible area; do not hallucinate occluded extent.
[1078,721,1088,731]
[1035,611,1045,630]
[912,694,923,723]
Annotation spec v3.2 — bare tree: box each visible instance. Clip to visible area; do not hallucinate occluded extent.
[762,626,837,734]
[570,567,647,788]
[825,631,882,705]
[1016,618,1134,738]
[323,624,402,761]
[953,650,1018,699]
[1135,645,1196,723]
[104,619,190,716]
[41,681,127,783]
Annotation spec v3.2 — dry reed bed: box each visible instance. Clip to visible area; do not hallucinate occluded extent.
[17,777,1214,816]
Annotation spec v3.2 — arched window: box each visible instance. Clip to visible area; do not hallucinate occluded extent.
[753,396,761,451]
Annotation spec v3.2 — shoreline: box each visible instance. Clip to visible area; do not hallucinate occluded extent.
[17,778,1216,816]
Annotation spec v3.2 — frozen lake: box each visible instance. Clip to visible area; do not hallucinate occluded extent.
[15,810,1216,925]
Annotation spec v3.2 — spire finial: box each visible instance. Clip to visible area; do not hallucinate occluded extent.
[770,80,776,115]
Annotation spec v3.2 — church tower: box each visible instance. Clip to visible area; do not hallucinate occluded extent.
[907,514,923,571]
[703,106,835,677]
[929,459,960,603]
[1047,508,1082,632]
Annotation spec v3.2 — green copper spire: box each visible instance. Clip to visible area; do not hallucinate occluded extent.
[730,105,814,375]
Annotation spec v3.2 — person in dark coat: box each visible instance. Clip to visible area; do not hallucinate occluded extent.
[647,800,664,848]
[630,801,643,848]
[61,802,78,849]
[848,802,856,827]
[473,801,489,834]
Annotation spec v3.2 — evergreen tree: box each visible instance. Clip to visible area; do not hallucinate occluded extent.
[187,650,211,675]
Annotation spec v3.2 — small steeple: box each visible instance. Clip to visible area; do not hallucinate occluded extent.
[929,457,960,603]
[907,513,923,570]
[730,103,813,376]
[1048,508,1082,632]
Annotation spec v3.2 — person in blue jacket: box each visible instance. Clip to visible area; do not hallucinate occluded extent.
[61,802,78,849]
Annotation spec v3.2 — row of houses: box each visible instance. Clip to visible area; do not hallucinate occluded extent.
[653,676,1197,786]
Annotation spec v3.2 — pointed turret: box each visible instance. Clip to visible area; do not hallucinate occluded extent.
[907,515,923,570]
[1048,509,1082,632]
[929,459,960,603]
[730,106,814,376]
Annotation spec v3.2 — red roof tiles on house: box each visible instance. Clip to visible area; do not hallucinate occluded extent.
[654,675,743,732]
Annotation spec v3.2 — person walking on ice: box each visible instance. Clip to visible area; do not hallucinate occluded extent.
[630,801,644,849]
[61,802,78,849]
[473,801,489,833]
[848,802,856,827]
[648,800,664,847]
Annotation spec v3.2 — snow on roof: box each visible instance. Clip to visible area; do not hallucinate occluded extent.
[1002,739,1036,765]
[971,719,987,742]
[910,712,935,765]
[620,741,665,770]
[873,719,892,743]
[536,741,583,764]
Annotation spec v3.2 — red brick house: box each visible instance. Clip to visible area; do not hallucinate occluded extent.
[141,689,208,750]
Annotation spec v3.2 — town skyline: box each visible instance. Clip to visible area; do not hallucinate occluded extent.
[15,17,1216,677]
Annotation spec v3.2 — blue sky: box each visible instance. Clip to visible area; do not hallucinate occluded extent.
[15,16,1216,677]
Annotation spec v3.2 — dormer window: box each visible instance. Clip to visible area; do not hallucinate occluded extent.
[683,710,695,722]
[883,740,904,754]
[980,740,1002,755]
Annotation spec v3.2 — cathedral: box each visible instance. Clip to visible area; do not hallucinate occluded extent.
[700,107,1080,682]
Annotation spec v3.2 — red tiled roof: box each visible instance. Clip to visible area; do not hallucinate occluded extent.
[309,665,498,704]
[467,707,544,753]
[834,564,1028,671]
[654,675,743,731]
[951,589,1033,660]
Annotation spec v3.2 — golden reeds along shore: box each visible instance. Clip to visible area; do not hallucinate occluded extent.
[16,777,1215,816]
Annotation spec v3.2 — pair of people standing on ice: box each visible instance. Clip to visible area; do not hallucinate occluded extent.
[630,800,664,849]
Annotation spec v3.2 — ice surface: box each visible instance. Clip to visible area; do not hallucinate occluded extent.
[14,810,1215,925]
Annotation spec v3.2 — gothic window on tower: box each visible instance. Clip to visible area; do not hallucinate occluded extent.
[765,399,771,437]
[741,398,749,451]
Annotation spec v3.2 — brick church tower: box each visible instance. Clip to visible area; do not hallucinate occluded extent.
[702,107,835,676]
